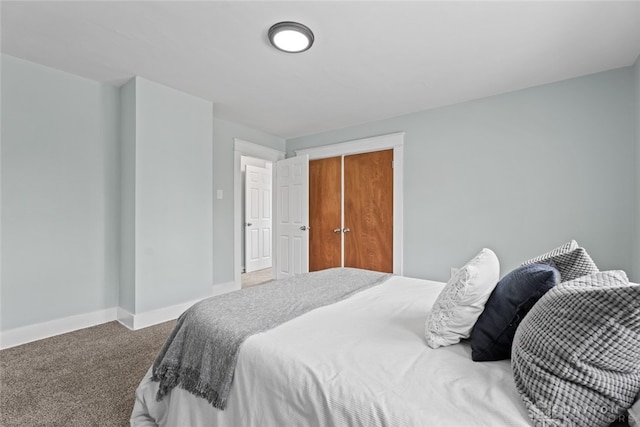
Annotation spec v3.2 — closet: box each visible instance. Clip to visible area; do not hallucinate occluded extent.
[309,149,393,273]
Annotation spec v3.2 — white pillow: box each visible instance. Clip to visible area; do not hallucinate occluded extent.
[425,248,500,349]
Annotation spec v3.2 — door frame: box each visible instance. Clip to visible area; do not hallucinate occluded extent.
[234,138,286,289]
[295,132,404,275]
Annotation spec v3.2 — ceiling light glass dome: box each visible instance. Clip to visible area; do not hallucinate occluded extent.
[268,21,314,53]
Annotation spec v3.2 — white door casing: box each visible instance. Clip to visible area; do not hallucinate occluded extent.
[295,132,404,275]
[275,155,309,279]
[244,165,272,273]
[234,139,285,290]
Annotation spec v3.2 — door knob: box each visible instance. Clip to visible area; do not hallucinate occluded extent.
[333,228,341,233]
[246,223,252,227]
[300,225,310,231]
[343,228,351,233]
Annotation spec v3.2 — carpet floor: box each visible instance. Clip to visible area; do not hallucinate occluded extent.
[0,320,176,427]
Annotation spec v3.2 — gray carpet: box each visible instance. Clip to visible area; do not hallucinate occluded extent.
[0,320,176,427]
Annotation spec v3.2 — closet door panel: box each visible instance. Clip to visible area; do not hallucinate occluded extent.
[344,150,393,273]
[309,156,342,271]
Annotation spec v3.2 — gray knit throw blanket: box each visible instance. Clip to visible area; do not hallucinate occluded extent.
[151,267,391,410]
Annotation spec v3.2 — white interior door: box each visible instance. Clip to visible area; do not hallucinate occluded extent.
[275,155,309,279]
[245,165,272,273]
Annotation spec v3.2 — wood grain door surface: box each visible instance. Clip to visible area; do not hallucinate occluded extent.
[309,156,342,271]
[344,149,393,273]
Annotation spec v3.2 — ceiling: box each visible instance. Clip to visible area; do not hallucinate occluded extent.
[2,1,640,139]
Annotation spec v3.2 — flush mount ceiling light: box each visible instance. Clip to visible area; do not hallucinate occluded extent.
[268,21,314,53]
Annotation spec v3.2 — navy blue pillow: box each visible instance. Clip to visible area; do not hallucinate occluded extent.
[469,263,559,362]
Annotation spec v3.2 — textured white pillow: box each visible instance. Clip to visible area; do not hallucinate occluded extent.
[425,248,500,349]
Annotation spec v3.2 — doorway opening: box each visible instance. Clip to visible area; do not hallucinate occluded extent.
[241,155,273,288]
[233,139,286,290]
[294,132,404,275]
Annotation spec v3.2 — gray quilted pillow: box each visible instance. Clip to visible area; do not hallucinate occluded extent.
[512,271,640,427]
[521,240,578,265]
[521,241,598,282]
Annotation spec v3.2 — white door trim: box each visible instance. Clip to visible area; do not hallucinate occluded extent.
[234,139,285,288]
[295,132,404,275]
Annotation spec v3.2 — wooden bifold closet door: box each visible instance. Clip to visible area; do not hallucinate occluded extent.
[344,149,393,273]
[309,156,342,271]
[309,149,393,273]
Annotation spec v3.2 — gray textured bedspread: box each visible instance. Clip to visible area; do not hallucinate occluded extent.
[151,267,391,410]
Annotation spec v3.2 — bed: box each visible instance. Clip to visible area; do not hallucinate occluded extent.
[131,242,640,427]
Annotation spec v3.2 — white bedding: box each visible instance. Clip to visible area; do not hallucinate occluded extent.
[131,275,532,426]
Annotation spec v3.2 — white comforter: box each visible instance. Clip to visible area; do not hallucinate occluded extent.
[131,275,531,426]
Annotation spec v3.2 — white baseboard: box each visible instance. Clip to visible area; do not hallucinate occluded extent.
[0,307,118,350]
[118,281,239,331]
[214,280,240,295]
[1,282,239,349]
[116,307,135,330]
[117,300,198,331]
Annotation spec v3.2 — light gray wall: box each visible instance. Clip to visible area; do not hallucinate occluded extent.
[124,77,214,313]
[288,67,636,282]
[2,51,636,333]
[119,78,136,313]
[634,55,640,282]
[1,54,120,329]
[0,54,284,332]
[212,117,285,285]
